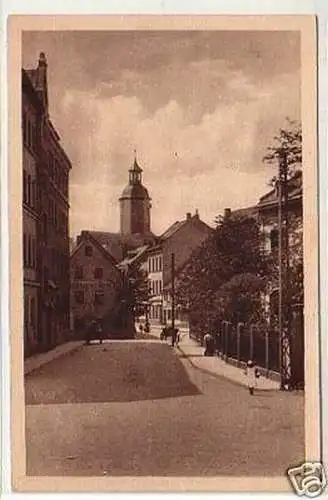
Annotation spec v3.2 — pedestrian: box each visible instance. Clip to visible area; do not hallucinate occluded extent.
[139,323,144,335]
[85,318,97,345]
[203,332,214,356]
[96,319,104,345]
[171,327,179,347]
[245,360,260,395]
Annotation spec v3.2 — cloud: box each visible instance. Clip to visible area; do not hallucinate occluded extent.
[22,31,300,237]
[61,63,299,237]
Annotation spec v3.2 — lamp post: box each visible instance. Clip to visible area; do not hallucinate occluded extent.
[278,150,291,390]
[171,252,175,330]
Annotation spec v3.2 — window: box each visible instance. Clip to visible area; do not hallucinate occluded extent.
[23,170,27,204]
[94,267,103,279]
[95,291,104,305]
[23,233,27,267]
[74,291,84,305]
[270,229,279,251]
[22,112,27,145]
[85,245,93,257]
[30,297,36,327]
[75,266,84,279]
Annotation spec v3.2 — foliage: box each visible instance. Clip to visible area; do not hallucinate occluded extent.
[118,262,150,320]
[175,215,271,336]
[263,118,302,185]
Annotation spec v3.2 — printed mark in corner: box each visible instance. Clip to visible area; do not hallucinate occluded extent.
[287,462,327,497]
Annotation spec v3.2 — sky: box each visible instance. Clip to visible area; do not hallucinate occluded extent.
[22,30,301,237]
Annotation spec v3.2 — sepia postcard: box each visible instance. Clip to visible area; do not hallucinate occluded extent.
[7,14,322,494]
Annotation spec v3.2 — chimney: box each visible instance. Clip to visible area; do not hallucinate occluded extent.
[194,209,199,219]
[186,212,192,220]
[36,52,48,113]
[224,208,231,219]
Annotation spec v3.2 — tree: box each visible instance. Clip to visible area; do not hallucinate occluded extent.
[263,118,302,185]
[118,262,150,324]
[176,214,271,338]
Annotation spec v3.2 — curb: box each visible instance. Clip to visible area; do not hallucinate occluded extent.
[24,342,84,376]
[177,345,280,391]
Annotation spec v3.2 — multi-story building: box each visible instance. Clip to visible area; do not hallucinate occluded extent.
[23,52,72,356]
[146,211,214,325]
[257,170,303,323]
[70,232,122,336]
[22,68,42,356]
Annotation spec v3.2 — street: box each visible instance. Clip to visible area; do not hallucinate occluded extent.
[25,340,304,477]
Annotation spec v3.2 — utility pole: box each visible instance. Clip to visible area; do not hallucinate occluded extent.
[278,150,291,389]
[171,252,175,330]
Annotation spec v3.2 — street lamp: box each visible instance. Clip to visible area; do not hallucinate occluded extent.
[278,150,291,390]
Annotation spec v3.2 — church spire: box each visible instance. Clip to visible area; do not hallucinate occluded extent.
[129,150,142,183]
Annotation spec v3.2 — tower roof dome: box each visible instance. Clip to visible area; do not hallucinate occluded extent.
[119,154,150,200]
[120,183,150,200]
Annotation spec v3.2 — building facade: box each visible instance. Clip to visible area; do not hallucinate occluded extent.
[23,53,72,357]
[70,232,122,335]
[257,171,303,324]
[145,211,214,325]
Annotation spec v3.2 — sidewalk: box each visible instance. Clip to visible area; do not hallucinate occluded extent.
[24,341,84,376]
[177,334,280,391]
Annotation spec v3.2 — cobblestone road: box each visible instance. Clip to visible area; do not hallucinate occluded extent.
[25,341,304,477]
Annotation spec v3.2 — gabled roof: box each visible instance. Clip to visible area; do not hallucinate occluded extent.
[160,220,186,240]
[231,206,259,219]
[77,230,157,262]
[258,171,302,209]
[71,231,120,269]
[117,245,149,268]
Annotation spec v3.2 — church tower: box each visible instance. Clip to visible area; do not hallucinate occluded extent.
[119,155,152,235]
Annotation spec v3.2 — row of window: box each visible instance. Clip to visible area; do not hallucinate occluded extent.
[48,248,69,280]
[23,233,37,269]
[48,198,68,235]
[23,112,37,154]
[74,290,105,305]
[23,170,38,210]
[150,280,162,296]
[74,266,104,280]
[47,150,69,197]
[148,255,163,273]
[24,294,37,328]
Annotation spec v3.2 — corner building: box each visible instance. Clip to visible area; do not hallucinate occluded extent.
[23,53,72,356]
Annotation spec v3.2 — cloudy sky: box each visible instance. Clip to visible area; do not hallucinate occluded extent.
[22,30,301,237]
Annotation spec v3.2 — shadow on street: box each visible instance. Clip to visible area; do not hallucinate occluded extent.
[25,342,201,405]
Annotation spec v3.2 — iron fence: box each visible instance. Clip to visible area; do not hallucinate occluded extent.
[213,320,280,374]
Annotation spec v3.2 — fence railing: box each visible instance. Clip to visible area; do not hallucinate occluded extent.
[191,320,280,374]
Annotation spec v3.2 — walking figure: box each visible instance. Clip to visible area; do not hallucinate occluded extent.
[85,318,97,345]
[171,327,179,347]
[203,332,215,356]
[96,319,104,344]
[245,360,260,395]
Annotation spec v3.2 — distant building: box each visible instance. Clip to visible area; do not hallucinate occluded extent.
[70,232,122,334]
[226,169,303,324]
[257,170,303,322]
[146,210,214,325]
[23,53,71,357]
[76,156,157,263]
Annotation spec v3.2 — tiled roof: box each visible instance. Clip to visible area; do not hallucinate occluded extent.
[117,245,149,268]
[160,220,186,240]
[78,230,157,262]
[231,206,258,219]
